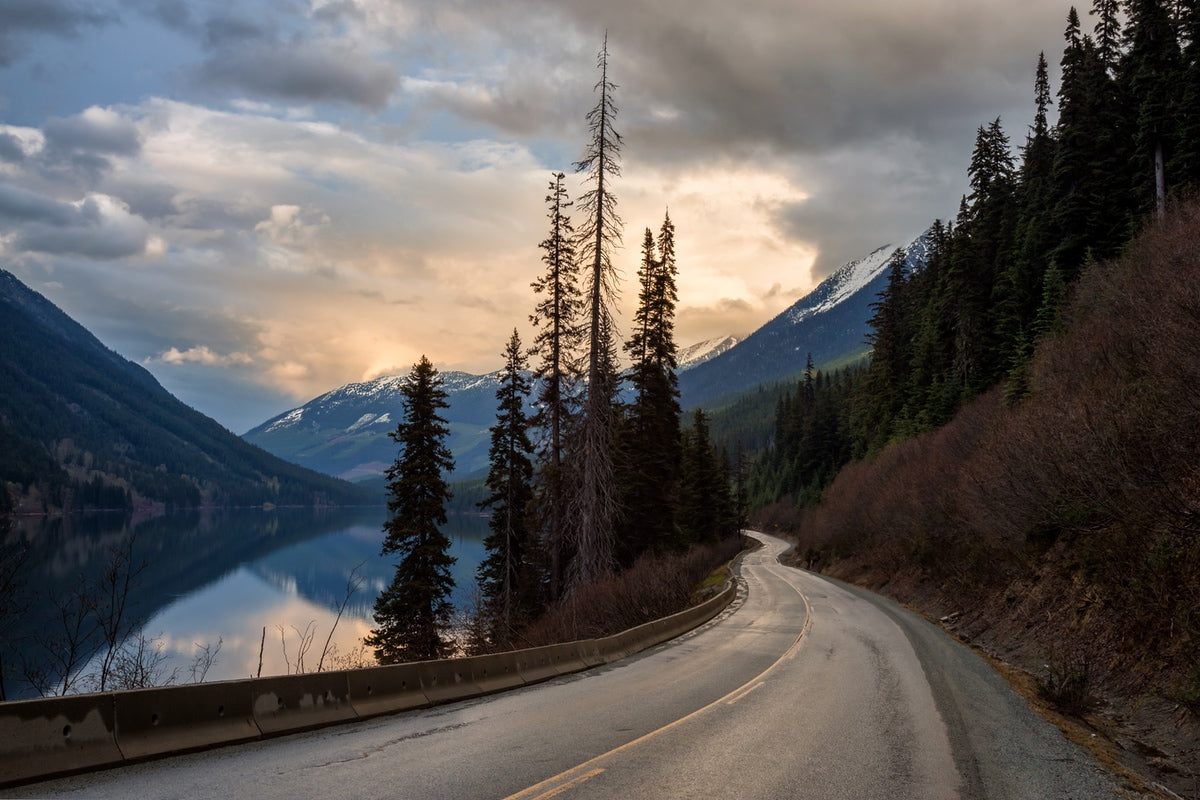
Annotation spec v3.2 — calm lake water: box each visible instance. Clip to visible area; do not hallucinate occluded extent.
[1,508,487,699]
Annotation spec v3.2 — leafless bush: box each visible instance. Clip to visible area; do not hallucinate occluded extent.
[98,632,179,691]
[189,637,222,683]
[277,621,317,675]
[1036,641,1097,716]
[321,642,373,671]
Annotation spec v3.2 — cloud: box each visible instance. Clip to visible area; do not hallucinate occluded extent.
[192,40,398,110]
[150,345,253,367]
[1,189,150,259]
[0,132,26,162]
[0,0,116,66]
[44,106,142,156]
[0,181,80,224]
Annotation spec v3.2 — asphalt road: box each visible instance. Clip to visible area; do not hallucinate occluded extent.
[10,532,1121,799]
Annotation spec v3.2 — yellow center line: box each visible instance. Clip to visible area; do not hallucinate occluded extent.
[524,768,606,799]
[503,542,813,800]
[725,681,765,705]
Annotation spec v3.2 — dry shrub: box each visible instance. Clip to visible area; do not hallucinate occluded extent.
[514,537,743,648]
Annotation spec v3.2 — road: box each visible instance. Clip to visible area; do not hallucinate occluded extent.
[10,532,1120,799]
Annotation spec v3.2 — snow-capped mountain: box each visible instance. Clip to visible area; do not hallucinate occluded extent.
[678,229,932,410]
[245,233,932,479]
[677,335,741,371]
[244,370,504,482]
[245,333,745,482]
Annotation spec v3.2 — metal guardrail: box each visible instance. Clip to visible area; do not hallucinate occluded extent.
[0,580,736,788]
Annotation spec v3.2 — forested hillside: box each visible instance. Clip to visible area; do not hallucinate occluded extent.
[0,270,372,513]
[749,3,1200,789]
[752,0,1200,509]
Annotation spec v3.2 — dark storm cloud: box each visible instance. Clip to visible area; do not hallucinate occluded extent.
[0,0,116,66]
[193,41,398,110]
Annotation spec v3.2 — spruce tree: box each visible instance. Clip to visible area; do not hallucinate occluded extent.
[1092,0,1124,71]
[366,355,456,663]
[571,35,623,588]
[619,212,682,560]
[1122,0,1182,219]
[1051,8,1117,279]
[678,409,725,544]
[477,330,537,646]
[1000,53,1059,381]
[854,248,912,454]
[529,172,582,602]
[1171,0,1200,189]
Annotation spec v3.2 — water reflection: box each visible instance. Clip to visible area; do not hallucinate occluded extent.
[1,508,487,697]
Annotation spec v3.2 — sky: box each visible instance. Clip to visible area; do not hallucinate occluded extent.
[0,0,1068,434]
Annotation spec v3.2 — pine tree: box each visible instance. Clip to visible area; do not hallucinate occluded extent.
[366,356,456,663]
[619,211,682,560]
[854,248,912,454]
[1122,0,1182,219]
[678,409,730,544]
[955,118,1018,391]
[1171,0,1200,188]
[571,35,623,588]
[1051,10,1123,279]
[529,172,582,602]
[1000,53,1059,376]
[1092,0,1124,71]
[477,330,537,647]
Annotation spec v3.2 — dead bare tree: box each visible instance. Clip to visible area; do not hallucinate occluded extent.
[317,562,364,672]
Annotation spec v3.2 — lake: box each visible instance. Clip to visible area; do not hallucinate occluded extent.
[0,507,487,699]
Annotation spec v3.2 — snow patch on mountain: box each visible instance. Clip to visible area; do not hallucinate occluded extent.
[786,245,894,326]
[264,407,305,433]
[678,336,740,371]
[785,233,932,327]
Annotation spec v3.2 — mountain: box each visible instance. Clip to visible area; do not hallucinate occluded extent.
[677,335,740,371]
[242,234,931,482]
[244,336,742,483]
[678,229,933,410]
[244,371,504,482]
[0,270,371,513]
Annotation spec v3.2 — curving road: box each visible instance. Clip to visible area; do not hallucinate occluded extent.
[10,532,1120,799]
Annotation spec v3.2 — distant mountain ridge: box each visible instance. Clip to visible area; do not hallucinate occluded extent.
[243,236,933,481]
[678,230,932,410]
[0,269,369,512]
[243,337,743,483]
[244,370,505,482]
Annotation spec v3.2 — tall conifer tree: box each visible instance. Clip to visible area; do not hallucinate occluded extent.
[529,172,582,602]
[1172,0,1200,188]
[571,35,623,588]
[1122,0,1182,219]
[366,356,455,663]
[477,330,537,646]
[620,212,682,559]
